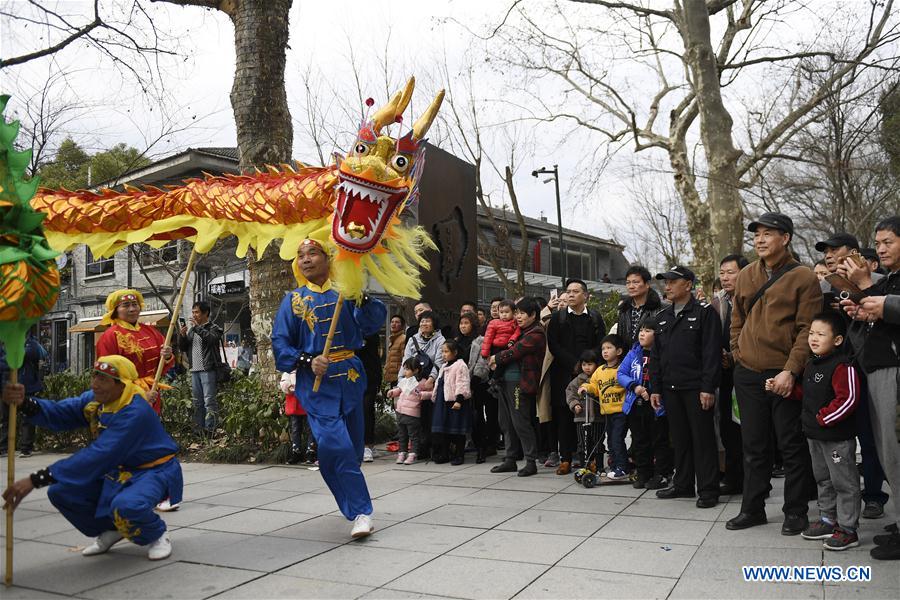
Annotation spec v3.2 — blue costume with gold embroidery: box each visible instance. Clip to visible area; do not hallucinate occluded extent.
[272,280,386,520]
[27,390,183,545]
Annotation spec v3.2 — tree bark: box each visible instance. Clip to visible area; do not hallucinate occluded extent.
[677,0,743,282]
[228,0,294,379]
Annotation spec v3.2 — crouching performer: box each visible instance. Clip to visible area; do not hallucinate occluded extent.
[272,238,386,539]
[1,355,183,560]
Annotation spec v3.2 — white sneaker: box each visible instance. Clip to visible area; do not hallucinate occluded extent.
[363,447,374,462]
[351,514,374,538]
[82,530,123,556]
[396,452,407,464]
[155,499,180,512]
[147,532,172,560]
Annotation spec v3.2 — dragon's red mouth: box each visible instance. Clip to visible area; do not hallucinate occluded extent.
[332,172,408,252]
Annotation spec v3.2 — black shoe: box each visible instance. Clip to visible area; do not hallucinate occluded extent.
[862,500,885,519]
[450,456,464,466]
[518,461,537,477]
[772,464,785,478]
[475,449,486,464]
[491,461,518,473]
[433,455,450,465]
[633,477,649,489]
[18,448,33,458]
[719,482,742,496]
[656,487,695,499]
[644,475,669,490]
[781,514,808,536]
[696,496,719,509]
[726,512,768,530]
[873,531,900,547]
[287,448,304,465]
[870,543,900,560]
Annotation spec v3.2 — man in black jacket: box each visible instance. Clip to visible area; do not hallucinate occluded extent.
[546,278,605,474]
[178,301,223,434]
[617,265,665,345]
[651,266,722,508]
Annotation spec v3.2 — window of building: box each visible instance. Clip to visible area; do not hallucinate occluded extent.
[551,245,594,281]
[85,247,114,276]
[137,241,178,267]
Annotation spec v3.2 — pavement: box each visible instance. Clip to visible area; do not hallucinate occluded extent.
[2,451,898,599]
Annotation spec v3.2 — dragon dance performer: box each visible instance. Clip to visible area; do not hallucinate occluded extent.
[1,355,183,560]
[95,289,174,414]
[273,238,386,539]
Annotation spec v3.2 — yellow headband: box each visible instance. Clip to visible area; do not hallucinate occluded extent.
[100,289,145,326]
[92,355,139,383]
[292,237,334,288]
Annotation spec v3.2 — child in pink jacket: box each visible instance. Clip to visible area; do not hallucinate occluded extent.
[386,358,433,465]
[431,340,473,465]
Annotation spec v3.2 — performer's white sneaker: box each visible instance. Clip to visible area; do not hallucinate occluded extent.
[147,532,172,560]
[363,447,374,462]
[351,514,374,538]
[155,499,180,512]
[82,530,124,556]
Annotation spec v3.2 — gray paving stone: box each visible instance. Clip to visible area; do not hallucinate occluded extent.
[823,547,899,592]
[196,487,299,508]
[10,540,165,595]
[559,537,697,578]
[560,481,646,498]
[449,529,583,565]
[0,587,73,599]
[217,573,373,599]
[11,512,72,540]
[487,473,576,493]
[261,491,342,515]
[498,509,611,537]
[281,544,438,586]
[824,585,898,600]
[365,522,485,554]
[594,515,714,545]
[621,497,726,521]
[181,483,242,501]
[150,502,244,528]
[252,476,328,493]
[80,561,260,599]
[189,507,314,534]
[192,534,337,571]
[423,472,509,489]
[670,545,825,599]
[515,566,678,599]
[532,493,632,515]
[361,589,464,600]
[389,555,548,600]
[269,514,394,543]
[412,504,524,529]
[451,489,551,509]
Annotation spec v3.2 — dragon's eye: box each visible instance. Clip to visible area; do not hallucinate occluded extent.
[354,143,371,156]
[391,154,410,172]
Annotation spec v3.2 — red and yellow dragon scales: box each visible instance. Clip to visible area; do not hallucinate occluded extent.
[31,78,443,300]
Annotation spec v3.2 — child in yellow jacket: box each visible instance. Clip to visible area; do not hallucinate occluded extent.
[581,334,628,479]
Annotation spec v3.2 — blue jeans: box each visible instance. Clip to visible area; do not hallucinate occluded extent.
[191,370,219,432]
[605,412,628,471]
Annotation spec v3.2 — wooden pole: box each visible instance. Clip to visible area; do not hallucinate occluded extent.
[312,293,344,393]
[149,246,199,398]
[5,369,18,587]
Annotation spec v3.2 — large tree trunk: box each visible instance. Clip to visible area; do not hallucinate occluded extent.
[678,0,744,281]
[228,0,294,379]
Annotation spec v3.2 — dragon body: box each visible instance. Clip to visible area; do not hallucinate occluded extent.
[31,78,443,300]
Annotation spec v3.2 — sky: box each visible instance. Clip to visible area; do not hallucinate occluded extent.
[1,0,893,267]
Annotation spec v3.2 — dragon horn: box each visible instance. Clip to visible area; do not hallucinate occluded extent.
[372,78,415,133]
[412,89,445,141]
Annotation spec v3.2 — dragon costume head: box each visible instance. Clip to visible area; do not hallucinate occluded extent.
[31,78,444,301]
[333,77,444,254]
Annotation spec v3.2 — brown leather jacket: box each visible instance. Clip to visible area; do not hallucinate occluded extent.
[384,332,407,383]
[730,254,822,376]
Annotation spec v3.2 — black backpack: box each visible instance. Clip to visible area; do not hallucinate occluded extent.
[411,337,435,380]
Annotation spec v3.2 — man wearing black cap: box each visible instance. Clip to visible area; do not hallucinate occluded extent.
[649,266,722,508]
[860,248,881,274]
[815,233,861,273]
[726,212,821,534]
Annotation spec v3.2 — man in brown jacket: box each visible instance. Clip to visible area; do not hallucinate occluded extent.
[726,212,821,535]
